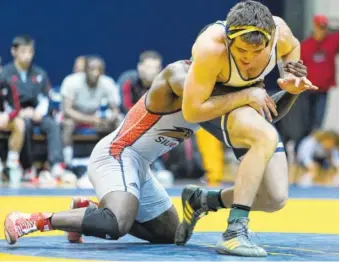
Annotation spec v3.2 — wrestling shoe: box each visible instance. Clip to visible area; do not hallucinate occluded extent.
[4,212,53,245]
[215,217,267,257]
[175,185,211,245]
[67,197,98,243]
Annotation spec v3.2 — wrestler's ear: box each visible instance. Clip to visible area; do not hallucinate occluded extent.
[265,40,269,48]
[226,37,234,47]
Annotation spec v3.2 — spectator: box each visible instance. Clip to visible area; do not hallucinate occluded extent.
[0,80,24,175]
[73,56,86,73]
[297,130,339,187]
[118,50,162,114]
[1,35,65,178]
[301,14,339,130]
[60,56,121,166]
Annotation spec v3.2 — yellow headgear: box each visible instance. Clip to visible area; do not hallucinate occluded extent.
[226,25,271,41]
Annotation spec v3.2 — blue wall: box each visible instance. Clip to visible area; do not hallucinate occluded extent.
[0,0,283,84]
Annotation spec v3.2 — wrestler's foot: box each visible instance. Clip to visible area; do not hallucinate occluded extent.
[175,185,210,245]
[4,212,53,245]
[215,217,267,257]
[67,197,98,243]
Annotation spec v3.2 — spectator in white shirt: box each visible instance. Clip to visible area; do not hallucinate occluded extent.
[297,130,339,187]
[60,56,121,166]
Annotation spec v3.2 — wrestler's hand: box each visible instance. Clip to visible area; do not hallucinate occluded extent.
[278,60,318,94]
[277,75,318,94]
[283,60,307,77]
[244,87,278,122]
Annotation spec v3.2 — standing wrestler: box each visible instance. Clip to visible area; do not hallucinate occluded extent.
[175,0,317,257]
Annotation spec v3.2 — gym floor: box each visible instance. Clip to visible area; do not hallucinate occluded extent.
[0,185,338,261]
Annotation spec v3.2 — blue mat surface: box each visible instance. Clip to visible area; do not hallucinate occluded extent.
[0,233,338,261]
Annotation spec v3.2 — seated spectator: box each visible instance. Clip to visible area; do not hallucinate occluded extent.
[297,130,339,187]
[60,55,121,166]
[118,50,162,114]
[73,56,86,73]
[0,80,24,176]
[1,35,65,179]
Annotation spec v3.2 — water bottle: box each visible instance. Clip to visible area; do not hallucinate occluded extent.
[9,167,22,189]
[100,98,109,119]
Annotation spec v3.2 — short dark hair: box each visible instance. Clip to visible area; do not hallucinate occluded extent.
[226,0,275,45]
[139,50,162,63]
[84,55,106,71]
[11,35,35,48]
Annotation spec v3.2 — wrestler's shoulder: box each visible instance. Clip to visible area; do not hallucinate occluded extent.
[193,26,226,59]
[273,16,298,56]
[161,61,189,79]
[273,16,293,41]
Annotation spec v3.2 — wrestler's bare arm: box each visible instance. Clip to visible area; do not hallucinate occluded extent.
[145,66,176,112]
[274,16,318,94]
[167,60,275,121]
[275,16,301,72]
[182,38,256,123]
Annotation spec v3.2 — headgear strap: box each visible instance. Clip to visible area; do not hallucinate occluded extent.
[226,25,271,41]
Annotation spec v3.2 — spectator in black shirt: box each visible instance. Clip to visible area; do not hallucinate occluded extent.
[0,79,24,171]
[118,50,162,114]
[1,35,65,177]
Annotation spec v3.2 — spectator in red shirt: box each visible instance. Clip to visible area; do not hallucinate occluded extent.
[301,14,339,130]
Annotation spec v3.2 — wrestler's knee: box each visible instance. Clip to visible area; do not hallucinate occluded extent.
[113,212,135,237]
[100,192,139,237]
[82,207,120,239]
[265,153,289,212]
[265,191,288,212]
[227,107,279,152]
[258,125,279,154]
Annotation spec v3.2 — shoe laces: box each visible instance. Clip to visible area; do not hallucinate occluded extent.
[193,207,208,220]
[13,215,36,236]
[189,188,210,217]
[247,228,262,243]
[223,217,250,241]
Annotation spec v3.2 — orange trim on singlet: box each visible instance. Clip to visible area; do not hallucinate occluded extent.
[109,95,161,160]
